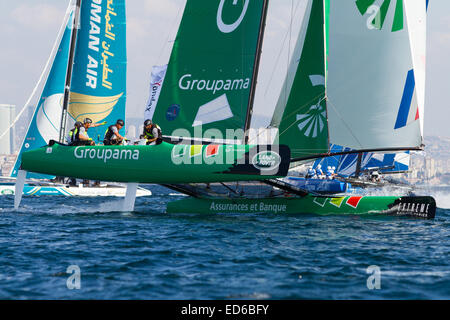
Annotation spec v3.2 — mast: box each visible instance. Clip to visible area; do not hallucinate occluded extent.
[354,153,362,178]
[323,0,331,155]
[268,0,330,159]
[244,0,269,144]
[58,0,82,143]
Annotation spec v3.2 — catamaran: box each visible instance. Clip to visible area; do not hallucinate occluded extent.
[285,147,412,194]
[0,177,152,197]
[0,0,151,198]
[14,0,435,219]
[163,0,435,218]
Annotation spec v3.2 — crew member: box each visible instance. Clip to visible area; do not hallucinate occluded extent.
[306,166,316,179]
[330,166,336,179]
[316,164,324,179]
[72,119,97,146]
[371,171,381,182]
[140,119,162,145]
[83,117,106,130]
[67,121,83,146]
[103,119,126,145]
[326,166,333,180]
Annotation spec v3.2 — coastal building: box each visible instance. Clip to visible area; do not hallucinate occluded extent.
[0,104,16,155]
[13,105,34,154]
[0,155,16,177]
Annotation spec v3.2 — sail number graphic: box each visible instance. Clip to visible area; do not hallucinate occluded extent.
[217,0,250,33]
[356,0,404,32]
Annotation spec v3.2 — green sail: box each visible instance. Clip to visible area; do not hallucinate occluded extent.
[270,0,329,159]
[151,0,266,140]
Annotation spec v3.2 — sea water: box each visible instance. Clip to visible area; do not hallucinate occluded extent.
[0,185,449,300]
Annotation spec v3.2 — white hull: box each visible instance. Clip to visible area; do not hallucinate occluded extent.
[0,183,152,197]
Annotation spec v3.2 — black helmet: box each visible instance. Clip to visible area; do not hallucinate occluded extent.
[116,119,125,126]
[144,119,152,126]
[83,118,92,124]
[75,121,83,127]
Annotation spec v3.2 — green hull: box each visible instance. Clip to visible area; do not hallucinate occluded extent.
[167,195,436,219]
[20,142,290,184]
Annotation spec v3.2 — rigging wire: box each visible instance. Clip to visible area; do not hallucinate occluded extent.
[256,0,365,157]
[156,1,186,65]
[284,0,295,109]
[0,3,74,143]
[250,0,304,144]
[277,93,325,137]
[325,98,365,150]
[263,0,303,99]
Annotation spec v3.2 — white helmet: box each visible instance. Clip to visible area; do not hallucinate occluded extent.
[317,164,321,169]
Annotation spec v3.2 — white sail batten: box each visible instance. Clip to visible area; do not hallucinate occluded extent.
[326,0,423,151]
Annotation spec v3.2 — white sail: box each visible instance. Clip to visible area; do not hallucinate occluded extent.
[326,0,424,151]
[270,0,312,128]
[404,0,426,134]
[10,4,74,178]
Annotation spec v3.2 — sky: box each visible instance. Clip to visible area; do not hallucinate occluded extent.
[0,0,449,138]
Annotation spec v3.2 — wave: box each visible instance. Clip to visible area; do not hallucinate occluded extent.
[413,186,450,209]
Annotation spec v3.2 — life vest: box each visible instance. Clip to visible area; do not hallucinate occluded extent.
[143,124,161,140]
[69,127,79,143]
[104,125,119,142]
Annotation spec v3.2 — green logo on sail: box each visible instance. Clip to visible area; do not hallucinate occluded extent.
[356,0,404,32]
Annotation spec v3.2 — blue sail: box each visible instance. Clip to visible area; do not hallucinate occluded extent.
[312,146,410,177]
[11,11,73,179]
[336,152,373,177]
[364,152,410,173]
[312,144,343,170]
[68,0,127,144]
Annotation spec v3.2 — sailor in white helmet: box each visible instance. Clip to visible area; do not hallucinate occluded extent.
[326,166,333,180]
[330,166,336,179]
[371,170,380,182]
[316,164,324,179]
